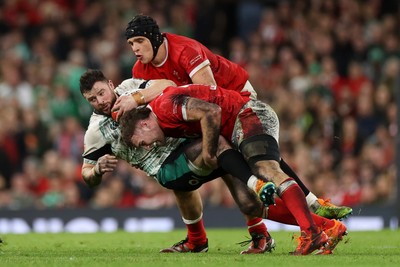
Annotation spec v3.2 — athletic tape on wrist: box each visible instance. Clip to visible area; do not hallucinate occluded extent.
[132,91,146,106]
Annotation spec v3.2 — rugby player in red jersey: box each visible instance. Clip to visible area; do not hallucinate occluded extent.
[119,83,348,255]
[112,14,351,253]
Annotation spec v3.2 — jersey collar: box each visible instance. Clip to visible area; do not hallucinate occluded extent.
[152,37,168,67]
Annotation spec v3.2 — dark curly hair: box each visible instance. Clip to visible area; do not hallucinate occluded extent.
[79,69,107,95]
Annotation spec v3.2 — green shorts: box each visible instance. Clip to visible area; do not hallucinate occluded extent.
[155,141,226,191]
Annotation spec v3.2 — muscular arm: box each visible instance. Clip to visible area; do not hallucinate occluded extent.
[185,97,221,168]
[138,79,177,102]
[191,65,216,86]
[81,163,102,188]
[113,79,177,120]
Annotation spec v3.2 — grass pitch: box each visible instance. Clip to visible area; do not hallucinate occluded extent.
[1,229,399,267]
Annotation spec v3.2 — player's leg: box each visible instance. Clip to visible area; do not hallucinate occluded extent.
[279,158,352,220]
[156,138,252,253]
[184,136,276,255]
[221,174,275,254]
[158,138,274,254]
[234,103,328,254]
[183,135,276,206]
[215,136,276,206]
[156,139,210,253]
[244,80,351,219]
[220,172,345,255]
[159,189,209,253]
[240,134,329,255]
[186,137,276,254]
[267,198,347,254]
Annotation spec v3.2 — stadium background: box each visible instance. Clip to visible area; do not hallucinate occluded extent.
[0,0,399,233]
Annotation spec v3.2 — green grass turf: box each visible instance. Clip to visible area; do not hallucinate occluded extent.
[1,229,399,267]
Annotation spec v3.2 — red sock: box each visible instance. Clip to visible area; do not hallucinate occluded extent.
[268,198,335,230]
[186,217,207,245]
[278,178,317,234]
[313,214,334,230]
[267,198,298,225]
[246,217,267,235]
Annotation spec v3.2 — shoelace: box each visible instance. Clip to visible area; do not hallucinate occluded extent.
[237,234,265,247]
[172,238,189,247]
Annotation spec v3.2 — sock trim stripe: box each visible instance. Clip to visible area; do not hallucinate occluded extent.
[182,212,203,225]
[248,220,264,229]
[276,179,297,196]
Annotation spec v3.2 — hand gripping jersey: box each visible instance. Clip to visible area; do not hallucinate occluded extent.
[82,79,184,176]
[133,33,250,96]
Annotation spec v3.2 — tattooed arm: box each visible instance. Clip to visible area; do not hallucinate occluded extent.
[184,97,221,169]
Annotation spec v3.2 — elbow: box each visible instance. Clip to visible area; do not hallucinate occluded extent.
[211,104,221,119]
[206,105,221,124]
[167,80,177,87]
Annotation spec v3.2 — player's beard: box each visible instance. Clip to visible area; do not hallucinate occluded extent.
[97,94,117,117]
[110,94,117,114]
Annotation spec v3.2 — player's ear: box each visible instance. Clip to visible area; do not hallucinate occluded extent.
[140,120,149,129]
[108,80,115,90]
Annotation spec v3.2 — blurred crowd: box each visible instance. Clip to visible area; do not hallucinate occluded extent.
[0,0,399,210]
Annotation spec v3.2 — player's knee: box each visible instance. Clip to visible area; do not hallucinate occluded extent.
[216,135,233,156]
[238,200,263,217]
[234,189,264,217]
[239,134,280,167]
[276,178,297,197]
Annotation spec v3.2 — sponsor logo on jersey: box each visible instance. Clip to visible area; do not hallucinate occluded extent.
[189,55,202,66]
[188,175,200,186]
[173,70,181,81]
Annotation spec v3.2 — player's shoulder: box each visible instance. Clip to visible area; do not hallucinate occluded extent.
[164,32,189,41]
[165,33,199,48]
[85,113,119,144]
[86,113,111,134]
[115,78,148,95]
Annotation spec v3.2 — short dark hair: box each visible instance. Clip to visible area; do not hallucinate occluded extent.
[119,107,152,147]
[79,69,107,95]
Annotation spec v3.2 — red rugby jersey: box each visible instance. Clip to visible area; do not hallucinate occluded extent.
[148,84,249,140]
[133,33,249,95]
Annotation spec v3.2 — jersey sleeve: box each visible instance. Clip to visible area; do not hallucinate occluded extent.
[82,116,112,165]
[115,78,150,95]
[179,45,210,78]
[149,91,185,130]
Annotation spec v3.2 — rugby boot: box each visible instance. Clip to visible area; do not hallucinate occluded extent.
[239,231,276,254]
[160,237,208,253]
[314,199,353,220]
[291,229,329,255]
[255,180,276,207]
[316,220,348,255]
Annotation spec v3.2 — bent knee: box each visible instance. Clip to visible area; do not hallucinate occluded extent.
[241,203,262,217]
[237,200,263,217]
